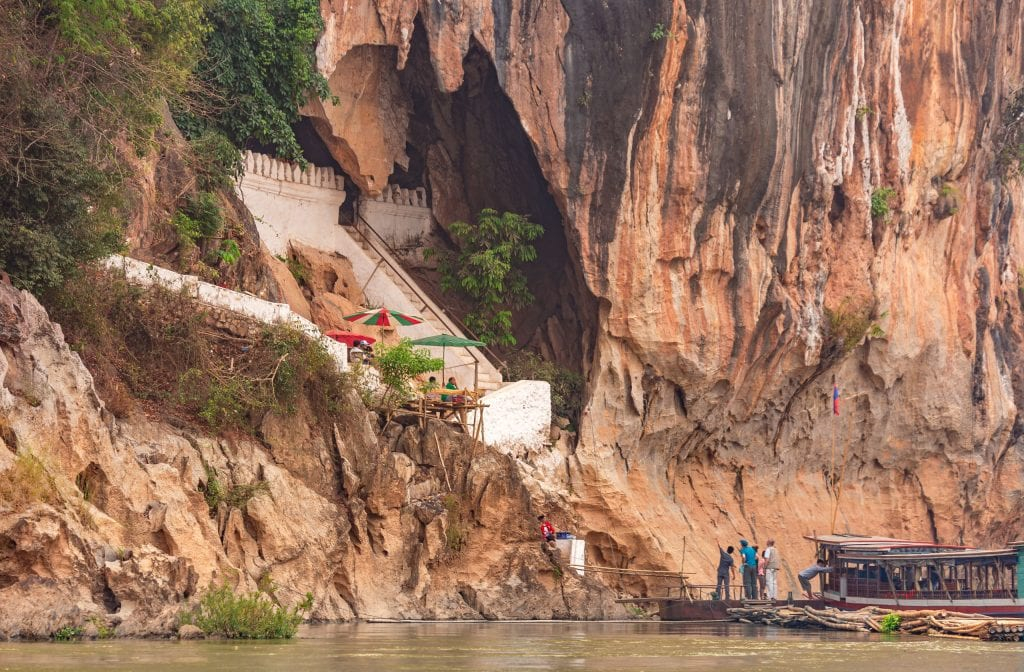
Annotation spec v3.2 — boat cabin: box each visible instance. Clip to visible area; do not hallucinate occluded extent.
[806,534,1024,616]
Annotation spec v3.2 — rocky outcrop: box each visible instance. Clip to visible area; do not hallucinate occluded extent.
[0,282,621,638]
[309,1,1024,594]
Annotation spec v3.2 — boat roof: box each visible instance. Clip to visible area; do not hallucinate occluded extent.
[805,533,1018,560]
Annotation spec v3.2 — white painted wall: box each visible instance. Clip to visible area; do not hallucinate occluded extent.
[236,151,347,257]
[103,255,351,371]
[359,191,431,249]
[479,380,552,453]
[555,538,586,575]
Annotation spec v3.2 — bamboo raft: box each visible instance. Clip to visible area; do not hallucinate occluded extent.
[727,605,1024,641]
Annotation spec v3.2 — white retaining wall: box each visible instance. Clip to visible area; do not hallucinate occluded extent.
[103,255,351,371]
[479,380,552,453]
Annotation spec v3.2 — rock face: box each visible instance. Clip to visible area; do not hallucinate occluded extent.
[310,1,1024,593]
[0,282,620,638]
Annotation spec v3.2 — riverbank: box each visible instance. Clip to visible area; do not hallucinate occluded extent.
[729,604,1024,641]
[2,621,1022,672]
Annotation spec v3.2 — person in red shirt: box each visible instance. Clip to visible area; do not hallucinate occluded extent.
[538,514,555,542]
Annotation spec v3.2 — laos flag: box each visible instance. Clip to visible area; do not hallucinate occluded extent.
[832,384,840,416]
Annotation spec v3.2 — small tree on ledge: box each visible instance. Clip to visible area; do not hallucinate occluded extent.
[427,209,543,347]
[373,339,444,410]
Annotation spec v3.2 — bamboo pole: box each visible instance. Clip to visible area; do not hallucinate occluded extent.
[831,410,851,534]
[434,434,452,492]
[572,564,694,578]
[829,383,838,533]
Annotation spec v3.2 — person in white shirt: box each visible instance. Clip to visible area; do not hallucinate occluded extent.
[763,539,781,600]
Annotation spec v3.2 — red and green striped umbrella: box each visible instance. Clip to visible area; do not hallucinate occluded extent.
[342,307,425,328]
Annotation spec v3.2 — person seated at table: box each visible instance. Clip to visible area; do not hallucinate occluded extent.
[442,376,458,402]
[349,342,364,363]
[424,376,441,401]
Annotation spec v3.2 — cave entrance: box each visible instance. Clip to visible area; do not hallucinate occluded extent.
[396,21,592,370]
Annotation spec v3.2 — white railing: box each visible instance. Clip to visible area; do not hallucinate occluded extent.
[372,184,428,207]
[243,151,345,191]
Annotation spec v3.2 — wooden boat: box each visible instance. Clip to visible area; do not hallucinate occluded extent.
[807,534,1024,616]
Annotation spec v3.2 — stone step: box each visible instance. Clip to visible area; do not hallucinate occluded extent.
[343,227,503,385]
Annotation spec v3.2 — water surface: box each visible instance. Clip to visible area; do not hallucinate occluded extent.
[1,621,1022,671]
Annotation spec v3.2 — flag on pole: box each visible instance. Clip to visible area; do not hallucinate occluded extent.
[832,384,840,416]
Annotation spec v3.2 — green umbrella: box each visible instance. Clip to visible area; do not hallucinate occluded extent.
[410,334,486,390]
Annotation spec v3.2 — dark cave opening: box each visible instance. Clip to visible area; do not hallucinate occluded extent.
[292,117,358,223]
[393,21,593,369]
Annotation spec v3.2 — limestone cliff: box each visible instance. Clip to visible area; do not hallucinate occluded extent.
[308,1,1024,593]
[0,282,619,638]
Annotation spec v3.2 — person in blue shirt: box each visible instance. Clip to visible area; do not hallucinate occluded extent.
[739,539,758,599]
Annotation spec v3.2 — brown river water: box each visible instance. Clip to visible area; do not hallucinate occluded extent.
[2,621,1023,671]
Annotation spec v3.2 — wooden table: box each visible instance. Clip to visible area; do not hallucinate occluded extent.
[399,390,487,437]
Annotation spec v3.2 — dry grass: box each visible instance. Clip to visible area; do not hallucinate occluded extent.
[824,299,885,354]
[48,266,352,434]
[442,494,468,554]
[0,451,57,511]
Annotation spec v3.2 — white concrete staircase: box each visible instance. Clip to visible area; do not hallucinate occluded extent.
[347,212,503,393]
[235,150,502,393]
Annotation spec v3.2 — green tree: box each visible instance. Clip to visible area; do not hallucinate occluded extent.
[429,209,543,347]
[0,0,206,292]
[176,0,332,162]
[372,339,444,410]
[179,584,313,639]
[870,187,896,219]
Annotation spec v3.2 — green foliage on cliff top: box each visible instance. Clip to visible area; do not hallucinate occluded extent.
[0,0,206,292]
[179,584,313,639]
[1,0,331,292]
[427,209,543,347]
[175,0,333,163]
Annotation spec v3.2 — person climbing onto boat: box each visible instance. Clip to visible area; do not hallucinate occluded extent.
[739,539,758,599]
[538,515,556,543]
[763,539,781,601]
[716,544,736,600]
[798,558,833,599]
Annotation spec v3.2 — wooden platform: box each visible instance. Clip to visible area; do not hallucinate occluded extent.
[614,598,826,621]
